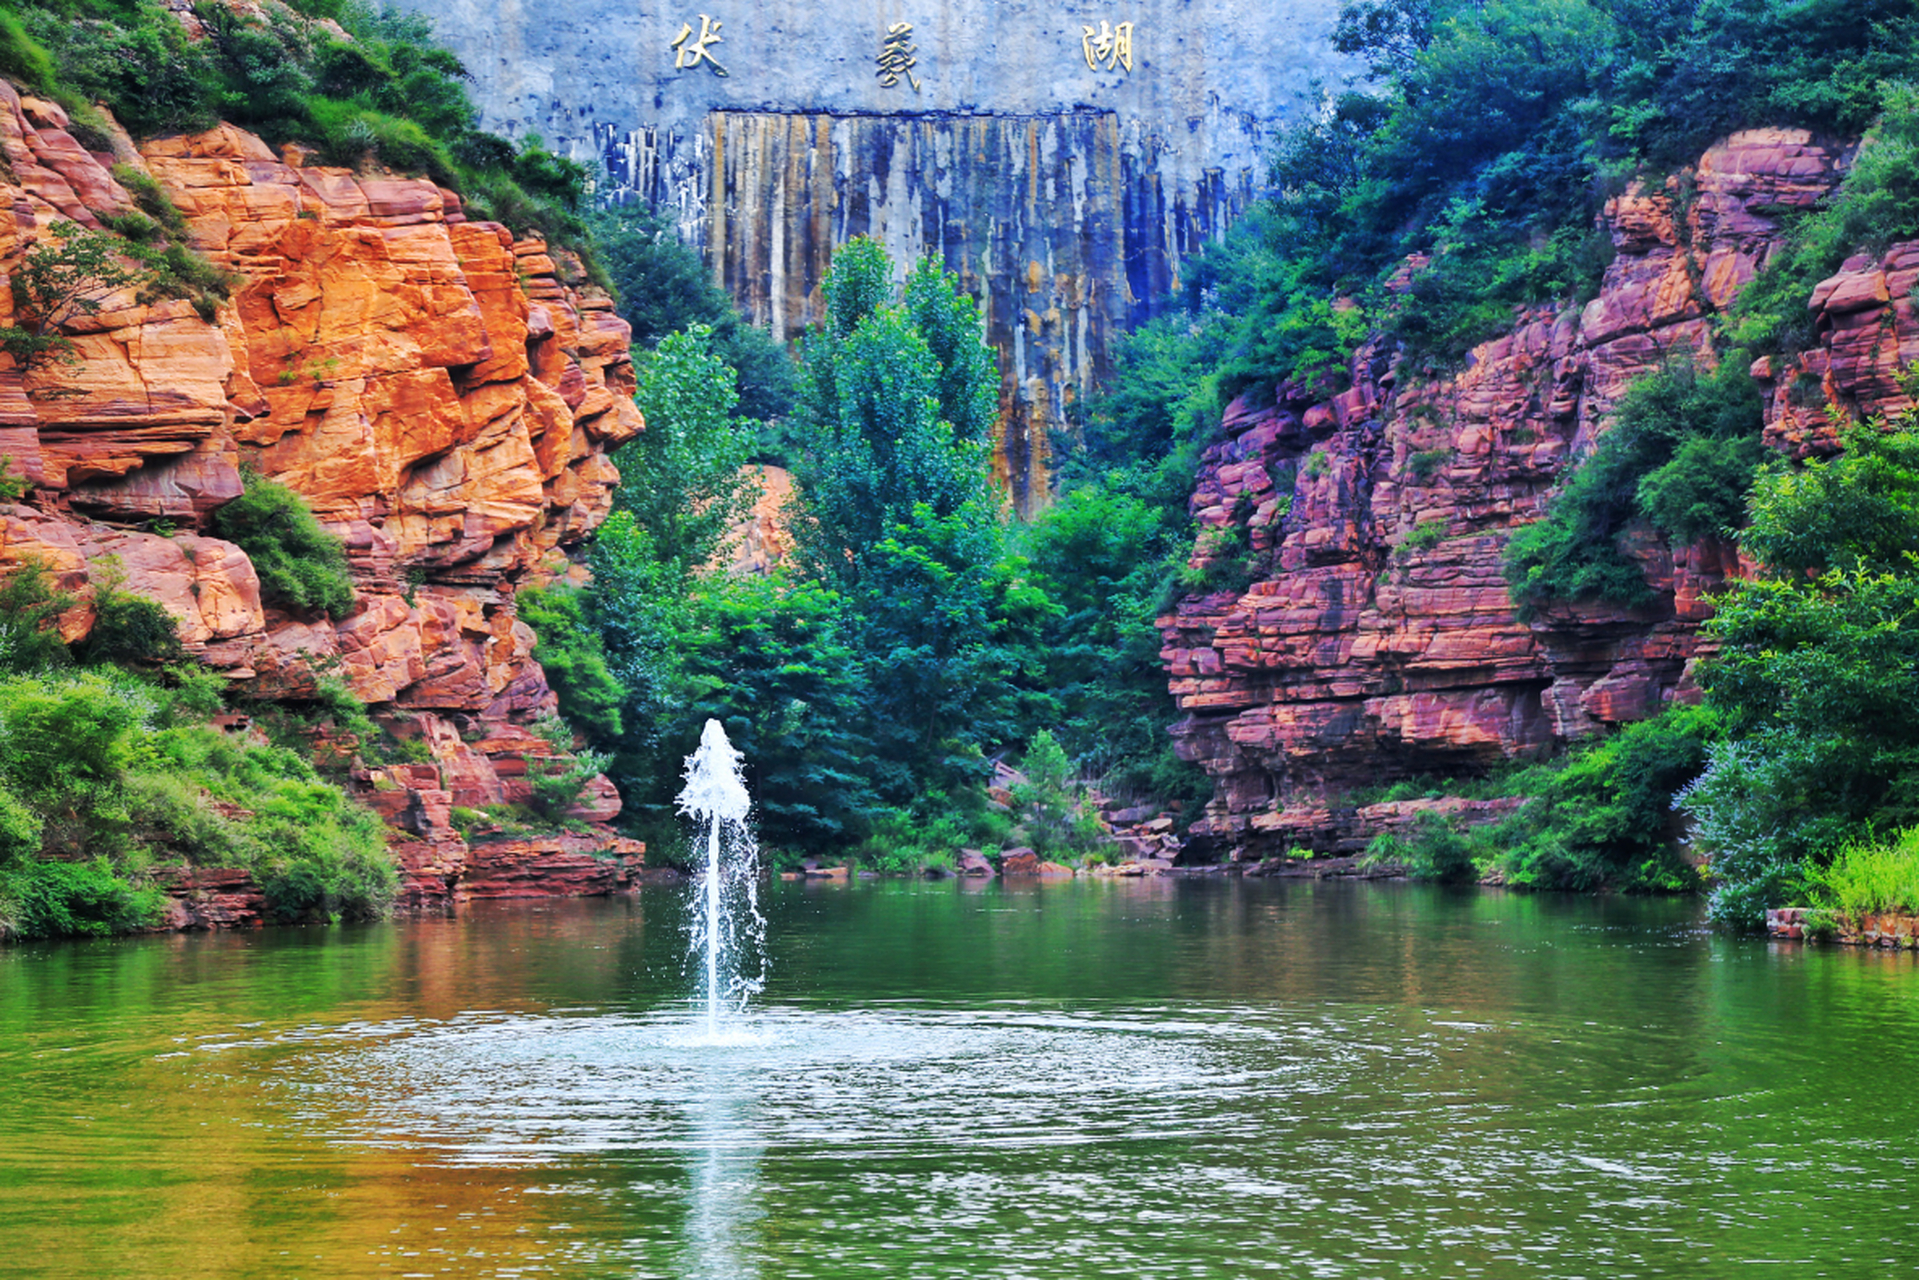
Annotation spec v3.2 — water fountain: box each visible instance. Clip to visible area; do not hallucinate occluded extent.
[676,719,765,1038]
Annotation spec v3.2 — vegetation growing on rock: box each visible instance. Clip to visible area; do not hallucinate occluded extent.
[7,0,593,253]
[0,661,395,938]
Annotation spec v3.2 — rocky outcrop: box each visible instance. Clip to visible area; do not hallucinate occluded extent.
[1162,129,1919,859]
[0,84,647,912]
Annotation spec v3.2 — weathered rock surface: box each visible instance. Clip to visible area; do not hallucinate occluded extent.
[0,92,646,914]
[1163,129,1917,859]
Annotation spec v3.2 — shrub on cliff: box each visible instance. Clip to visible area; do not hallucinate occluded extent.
[0,668,396,937]
[1727,84,1919,357]
[518,585,624,745]
[1504,356,1764,617]
[0,220,155,369]
[0,559,73,672]
[210,468,355,618]
[13,0,593,256]
[74,560,183,667]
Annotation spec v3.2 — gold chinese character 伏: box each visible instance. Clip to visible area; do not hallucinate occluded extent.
[1081,20,1134,73]
[671,14,728,76]
[877,22,922,92]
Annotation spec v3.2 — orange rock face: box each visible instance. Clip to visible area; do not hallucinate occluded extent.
[0,90,645,907]
[1163,129,1915,859]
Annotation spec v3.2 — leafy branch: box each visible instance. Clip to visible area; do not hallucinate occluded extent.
[1,221,151,369]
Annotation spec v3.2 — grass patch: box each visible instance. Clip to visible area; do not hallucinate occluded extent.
[1805,826,1919,918]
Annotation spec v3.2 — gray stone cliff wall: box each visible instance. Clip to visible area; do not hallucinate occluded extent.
[391,0,1350,506]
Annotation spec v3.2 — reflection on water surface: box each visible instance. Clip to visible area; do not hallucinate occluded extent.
[0,879,1914,1277]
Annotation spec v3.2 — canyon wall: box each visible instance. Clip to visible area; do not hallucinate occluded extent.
[0,83,645,913]
[1162,129,1919,859]
[391,0,1350,509]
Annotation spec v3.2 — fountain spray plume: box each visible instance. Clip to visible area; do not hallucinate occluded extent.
[676,719,764,1037]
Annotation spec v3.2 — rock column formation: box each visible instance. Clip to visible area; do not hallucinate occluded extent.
[1162,129,1919,858]
[0,83,646,912]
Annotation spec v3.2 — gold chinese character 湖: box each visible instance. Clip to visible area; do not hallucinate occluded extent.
[876,22,922,92]
[671,14,728,76]
[1080,20,1134,73]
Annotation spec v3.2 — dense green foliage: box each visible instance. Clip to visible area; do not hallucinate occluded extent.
[1366,703,1717,891]
[7,0,592,252]
[1505,357,1764,614]
[0,667,395,937]
[210,468,355,618]
[587,205,797,434]
[1685,413,1919,926]
[787,243,1062,819]
[1489,704,1717,890]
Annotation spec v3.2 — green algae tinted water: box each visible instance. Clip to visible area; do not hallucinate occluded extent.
[0,878,1914,1278]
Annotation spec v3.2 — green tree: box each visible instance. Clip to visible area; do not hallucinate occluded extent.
[1686,413,1919,926]
[786,240,1057,810]
[791,239,996,588]
[1009,729,1103,862]
[614,325,761,571]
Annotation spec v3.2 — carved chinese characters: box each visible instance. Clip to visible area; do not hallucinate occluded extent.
[671,14,728,75]
[1081,20,1135,72]
[664,16,1140,87]
[877,22,923,91]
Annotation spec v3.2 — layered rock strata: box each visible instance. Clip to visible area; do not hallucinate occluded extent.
[1162,129,1919,858]
[0,83,646,914]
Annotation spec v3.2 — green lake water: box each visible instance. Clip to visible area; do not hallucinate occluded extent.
[1,877,1914,1278]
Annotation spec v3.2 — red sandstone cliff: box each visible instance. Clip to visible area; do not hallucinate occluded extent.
[1162,129,1919,859]
[0,83,647,917]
